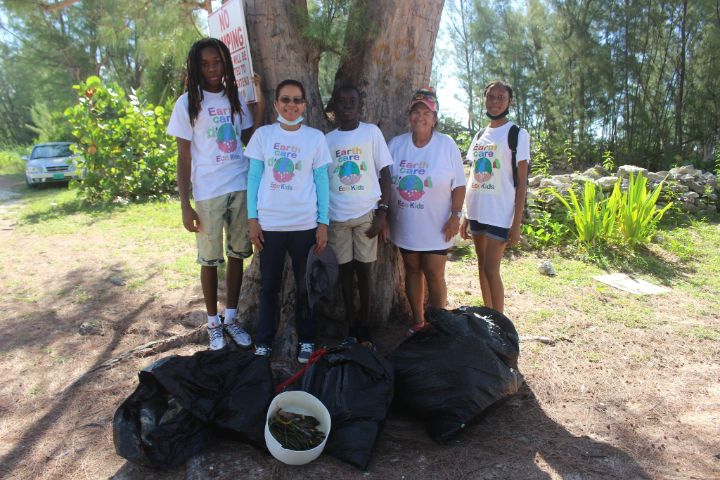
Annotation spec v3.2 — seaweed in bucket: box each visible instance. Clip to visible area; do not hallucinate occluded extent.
[269,409,326,450]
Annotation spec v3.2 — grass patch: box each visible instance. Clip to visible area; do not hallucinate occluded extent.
[686,326,720,341]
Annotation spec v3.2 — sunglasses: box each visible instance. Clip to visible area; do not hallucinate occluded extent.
[278,96,305,105]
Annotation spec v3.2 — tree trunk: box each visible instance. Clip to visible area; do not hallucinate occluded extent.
[238,0,443,360]
[244,0,324,127]
[334,0,445,140]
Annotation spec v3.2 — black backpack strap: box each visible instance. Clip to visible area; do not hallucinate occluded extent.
[508,124,520,188]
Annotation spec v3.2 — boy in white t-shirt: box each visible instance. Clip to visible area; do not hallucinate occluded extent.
[325,85,393,348]
[166,38,263,350]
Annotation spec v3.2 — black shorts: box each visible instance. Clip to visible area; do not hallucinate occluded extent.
[398,247,448,256]
[468,220,510,242]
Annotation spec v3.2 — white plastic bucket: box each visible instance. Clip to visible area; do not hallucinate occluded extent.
[265,391,331,465]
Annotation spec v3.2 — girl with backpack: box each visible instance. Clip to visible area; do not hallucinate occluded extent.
[461,81,530,314]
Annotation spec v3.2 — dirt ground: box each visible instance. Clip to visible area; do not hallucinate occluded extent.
[0,178,718,479]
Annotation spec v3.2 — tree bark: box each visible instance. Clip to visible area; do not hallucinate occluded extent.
[239,0,443,360]
[334,0,445,140]
[244,0,324,128]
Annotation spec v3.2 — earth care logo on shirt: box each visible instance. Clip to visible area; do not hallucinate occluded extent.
[332,146,367,192]
[269,142,301,190]
[392,159,433,210]
[205,107,242,164]
[471,143,501,192]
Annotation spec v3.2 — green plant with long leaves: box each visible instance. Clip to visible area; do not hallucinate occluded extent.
[616,173,672,246]
[552,181,620,246]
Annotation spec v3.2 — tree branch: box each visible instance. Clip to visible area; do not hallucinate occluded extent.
[40,0,80,13]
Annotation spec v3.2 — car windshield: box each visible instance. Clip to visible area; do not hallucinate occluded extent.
[31,144,73,159]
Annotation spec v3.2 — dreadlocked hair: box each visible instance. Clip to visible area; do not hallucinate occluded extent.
[185,38,243,127]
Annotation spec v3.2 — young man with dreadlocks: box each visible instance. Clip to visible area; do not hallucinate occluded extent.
[167,38,264,350]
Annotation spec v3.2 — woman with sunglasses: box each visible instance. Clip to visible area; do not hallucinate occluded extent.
[244,79,332,363]
[387,87,466,335]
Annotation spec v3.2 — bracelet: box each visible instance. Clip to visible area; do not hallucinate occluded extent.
[451,210,462,218]
[377,203,389,212]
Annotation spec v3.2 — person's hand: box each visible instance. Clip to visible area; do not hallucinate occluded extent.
[181,205,200,232]
[460,217,470,240]
[379,220,389,243]
[315,223,328,253]
[365,211,386,238]
[508,224,521,247]
[249,219,264,253]
[443,215,461,242]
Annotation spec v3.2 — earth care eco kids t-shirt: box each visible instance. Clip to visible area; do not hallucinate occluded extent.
[325,122,393,222]
[244,123,332,231]
[387,131,466,251]
[464,122,530,228]
[167,90,252,202]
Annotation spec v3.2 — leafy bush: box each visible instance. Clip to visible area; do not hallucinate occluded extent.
[521,210,569,248]
[0,149,26,175]
[27,102,73,143]
[438,115,473,154]
[553,173,672,248]
[553,181,619,247]
[64,76,177,203]
[616,173,672,246]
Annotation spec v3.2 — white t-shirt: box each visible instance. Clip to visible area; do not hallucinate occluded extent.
[387,131,467,251]
[166,90,253,202]
[325,122,393,222]
[464,122,530,228]
[244,123,332,231]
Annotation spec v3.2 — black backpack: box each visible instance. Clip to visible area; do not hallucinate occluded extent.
[472,124,523,187]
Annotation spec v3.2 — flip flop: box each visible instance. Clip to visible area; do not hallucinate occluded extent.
[406,322,429,338]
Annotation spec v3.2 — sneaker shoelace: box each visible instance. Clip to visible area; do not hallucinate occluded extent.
[300,343,314,354]
[209,326,223,342]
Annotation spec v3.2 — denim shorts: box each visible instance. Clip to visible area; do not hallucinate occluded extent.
[468,220,510,242]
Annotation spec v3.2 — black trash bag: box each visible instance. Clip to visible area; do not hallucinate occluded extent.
[113,357,209,469]
[295,344,394,470]
[151,349,274,447]
[113,349,275,469]
[388,306,523,443]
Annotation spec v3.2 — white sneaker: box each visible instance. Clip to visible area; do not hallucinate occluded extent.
[208,323,226,351]
[224,320,252,348]
[297,342,315,364]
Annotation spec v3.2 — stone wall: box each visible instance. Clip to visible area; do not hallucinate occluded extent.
[527,164,719,216]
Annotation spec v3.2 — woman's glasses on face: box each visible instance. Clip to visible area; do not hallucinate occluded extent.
[278,96,305,105]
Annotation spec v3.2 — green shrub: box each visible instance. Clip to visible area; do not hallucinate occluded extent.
[553,181,619,247]
[0,149,26,175]
[553,174,672,248]
[64,76,177,203]
[617,173,672,246]
[521,210,569,248]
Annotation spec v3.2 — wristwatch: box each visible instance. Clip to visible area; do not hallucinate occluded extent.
[377,203,390,212]
[451,210,462,218]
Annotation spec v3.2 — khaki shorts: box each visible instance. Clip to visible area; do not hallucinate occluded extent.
[194,191,252,266]
[328,210,377,265]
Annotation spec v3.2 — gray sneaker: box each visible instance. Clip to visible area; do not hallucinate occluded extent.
[254,345,272,357]
[224,319,252,348]
[207,323,226,351]
[297,342,315,364]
